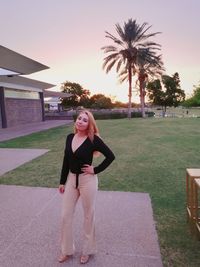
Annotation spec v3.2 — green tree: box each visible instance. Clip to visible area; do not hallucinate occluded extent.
[147,72,185,115]
[61,81,90,108]
[182,83,200,107]
[90,94,113,109]
[113,101,128,108]
[79,94,92,108]
[102,18,161,118]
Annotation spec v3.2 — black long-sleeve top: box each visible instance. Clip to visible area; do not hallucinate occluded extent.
[60,133,115,185]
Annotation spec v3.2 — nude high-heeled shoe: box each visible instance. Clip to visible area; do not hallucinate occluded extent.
[58,254,70,263]
[80,255,90,264]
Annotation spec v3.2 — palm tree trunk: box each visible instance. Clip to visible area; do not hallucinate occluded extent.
[139,72,146,118]
[139,81,145,118]
[128,66,132,119]
[162,106,166,117]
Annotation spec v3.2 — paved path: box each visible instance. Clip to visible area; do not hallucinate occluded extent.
[0,120,72,176]
[0,120,73,142]
[0,185,163,267]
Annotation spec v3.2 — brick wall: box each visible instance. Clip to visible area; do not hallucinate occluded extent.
[5,98,42,127]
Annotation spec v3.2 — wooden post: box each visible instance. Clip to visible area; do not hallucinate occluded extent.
[39,92,45,121]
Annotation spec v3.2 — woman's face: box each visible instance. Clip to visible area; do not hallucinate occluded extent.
[75,112,89,132]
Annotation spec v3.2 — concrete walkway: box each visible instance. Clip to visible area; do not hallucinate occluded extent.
[0,185,163,267]
[0,120,72,176]
[0,120,73,142]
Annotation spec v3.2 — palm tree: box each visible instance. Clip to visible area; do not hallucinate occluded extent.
[120,49,164,117]
[137,52,164,117]
[102,18,162,118]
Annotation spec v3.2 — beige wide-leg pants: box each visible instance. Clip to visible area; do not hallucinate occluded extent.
[61,172,98,256]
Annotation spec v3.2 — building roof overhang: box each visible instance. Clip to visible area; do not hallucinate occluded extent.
[0,45,49,75]
[43,90,72,98]
[0,76,55,92]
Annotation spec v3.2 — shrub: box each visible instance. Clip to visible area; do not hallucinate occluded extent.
[145,111,155,117]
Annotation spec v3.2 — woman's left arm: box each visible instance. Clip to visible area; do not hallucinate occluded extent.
[93,135,115,174]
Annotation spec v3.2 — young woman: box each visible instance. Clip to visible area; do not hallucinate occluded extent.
[58,109,115,264]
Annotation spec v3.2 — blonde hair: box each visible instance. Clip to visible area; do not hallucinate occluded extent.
[74,109,99,142]
[74,109,100,156]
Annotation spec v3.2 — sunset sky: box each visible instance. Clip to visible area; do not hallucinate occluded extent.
[1,0,200,103]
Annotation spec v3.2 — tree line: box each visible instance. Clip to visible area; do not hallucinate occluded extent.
[61,74,186,111]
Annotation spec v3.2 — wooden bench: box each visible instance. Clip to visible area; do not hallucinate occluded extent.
[194,178,200,239]
[186,168,200,236]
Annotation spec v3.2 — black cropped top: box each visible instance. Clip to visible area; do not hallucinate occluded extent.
[60,133,115,186]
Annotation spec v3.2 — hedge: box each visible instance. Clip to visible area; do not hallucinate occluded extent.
[73,111,155,120]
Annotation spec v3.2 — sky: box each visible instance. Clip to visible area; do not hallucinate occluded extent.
[1,0,200,103]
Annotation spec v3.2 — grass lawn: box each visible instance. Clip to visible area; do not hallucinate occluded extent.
[1,118,200,266]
